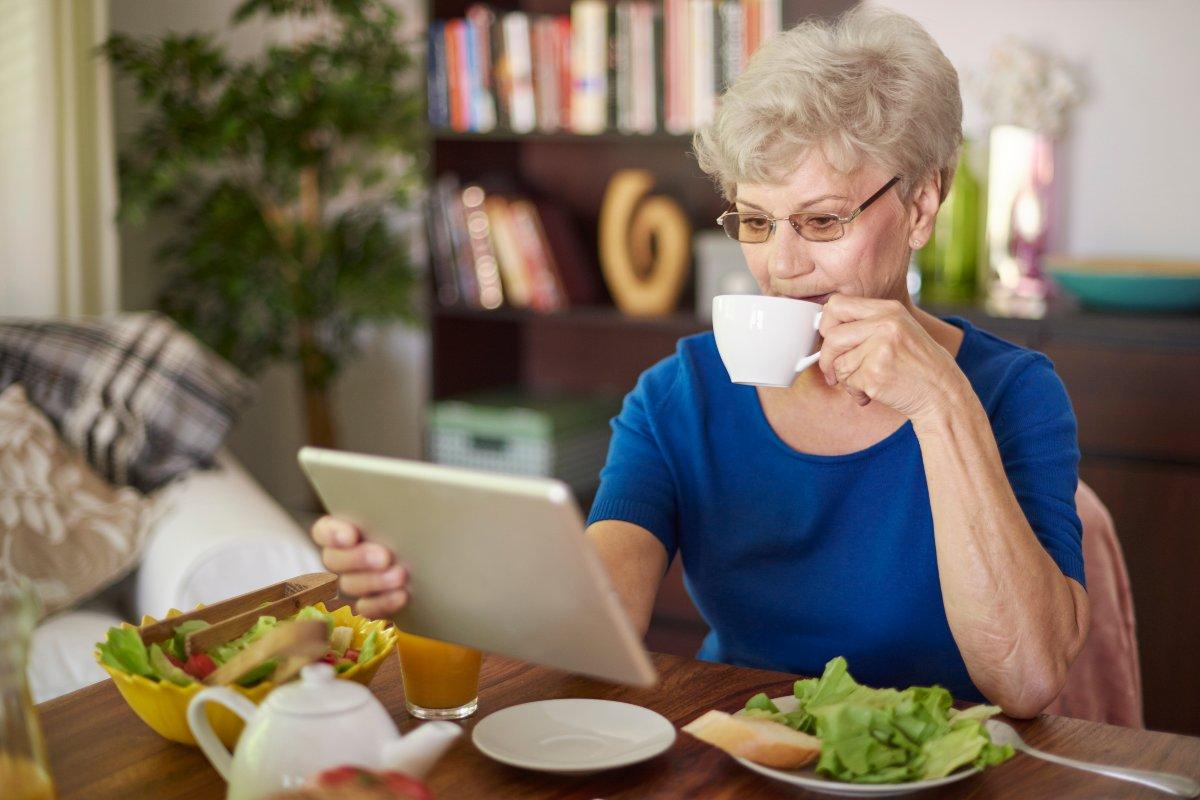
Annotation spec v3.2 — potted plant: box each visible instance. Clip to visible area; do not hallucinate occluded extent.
[104,0,425,447]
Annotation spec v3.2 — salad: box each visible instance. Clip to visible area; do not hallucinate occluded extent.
[741,657,1015,783]
[96,605,381,689]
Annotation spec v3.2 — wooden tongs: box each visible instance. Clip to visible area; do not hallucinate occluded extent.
[137,572,339,658]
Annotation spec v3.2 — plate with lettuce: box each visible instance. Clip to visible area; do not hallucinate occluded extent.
[732,658,1014,796]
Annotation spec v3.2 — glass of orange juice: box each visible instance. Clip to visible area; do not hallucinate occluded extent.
[395,631,482,720]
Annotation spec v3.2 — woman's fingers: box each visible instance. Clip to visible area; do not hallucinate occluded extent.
[818,317,891,386]
[339,565,408,598]
[820,294,905,328]
[831,347,873,406]
[311,515,361,548]
[355,590,409,620]
[321,542,395,574]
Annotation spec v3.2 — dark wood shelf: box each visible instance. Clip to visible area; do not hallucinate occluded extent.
[429,127,696,144]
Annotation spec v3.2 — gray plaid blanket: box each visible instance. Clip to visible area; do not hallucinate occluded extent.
[0,312,254,493]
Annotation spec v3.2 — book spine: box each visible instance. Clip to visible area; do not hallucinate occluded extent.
[743,0,759,67]
[425,186,460,306]
[437,173,479,306]
[652,4,664,134]
[463,16,478,130]
[509,200,565,312]
[461,184,505,309]
[427,21,448,128]
[515,200,568,311]
[689,0,714,129]
[570,0,608,134]
[491,11,510,129]
[484,195,532,307]
[719,0,742,92]
[466,4,498,132]
[504,12,536,133]
[556,17,572,130]
[760,0,781,45]
[445,21,463,131]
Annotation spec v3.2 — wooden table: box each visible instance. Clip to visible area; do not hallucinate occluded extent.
[39,652,1200,799]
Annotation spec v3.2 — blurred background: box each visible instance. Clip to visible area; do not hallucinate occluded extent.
[1,0,1197,735]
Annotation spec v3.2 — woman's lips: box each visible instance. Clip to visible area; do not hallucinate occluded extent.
[798,293,832,305]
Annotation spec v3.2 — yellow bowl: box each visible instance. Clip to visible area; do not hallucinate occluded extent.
[94,602,397,748]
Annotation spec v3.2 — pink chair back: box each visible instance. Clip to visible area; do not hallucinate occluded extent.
[1044,481,1143,728]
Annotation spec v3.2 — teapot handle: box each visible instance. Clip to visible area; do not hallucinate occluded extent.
[187,686,259,782]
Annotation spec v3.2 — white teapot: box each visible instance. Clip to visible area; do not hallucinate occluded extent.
[187,663,460,800]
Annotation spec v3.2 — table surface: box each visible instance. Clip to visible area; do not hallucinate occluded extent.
[38,651,1200,799]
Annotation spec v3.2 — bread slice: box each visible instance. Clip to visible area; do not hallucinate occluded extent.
[682,710,821,769]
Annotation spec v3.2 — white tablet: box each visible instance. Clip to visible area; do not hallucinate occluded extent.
[297,447,658,688]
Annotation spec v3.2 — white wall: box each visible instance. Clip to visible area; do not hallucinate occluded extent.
[1,0,73,315]
[108,0,429,509]
[871,0,1200,260]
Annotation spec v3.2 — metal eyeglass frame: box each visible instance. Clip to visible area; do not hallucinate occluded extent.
[715,176,902,243]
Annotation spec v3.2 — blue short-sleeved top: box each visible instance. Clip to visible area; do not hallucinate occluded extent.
[586,317,1084,702]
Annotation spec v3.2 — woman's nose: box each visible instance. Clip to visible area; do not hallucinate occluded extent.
[766,225,817,281]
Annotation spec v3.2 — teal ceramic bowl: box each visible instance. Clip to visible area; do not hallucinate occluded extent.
[1047,258,1200,313]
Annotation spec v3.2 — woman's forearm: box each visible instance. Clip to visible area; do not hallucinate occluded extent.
[911,389,1089,717]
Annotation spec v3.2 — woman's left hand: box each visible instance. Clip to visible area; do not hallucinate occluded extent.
[816,294,967,420]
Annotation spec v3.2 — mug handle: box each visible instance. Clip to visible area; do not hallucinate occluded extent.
[794,311,824,374]
[187,686,258,782]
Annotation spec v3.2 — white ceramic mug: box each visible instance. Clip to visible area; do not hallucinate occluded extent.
[712,294,824,387]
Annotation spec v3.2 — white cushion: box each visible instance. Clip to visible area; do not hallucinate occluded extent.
[29,609,122,703]
[27,451,324,702]
[134,450,322,618]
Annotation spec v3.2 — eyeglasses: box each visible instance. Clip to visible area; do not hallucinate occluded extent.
[716,176,901,244]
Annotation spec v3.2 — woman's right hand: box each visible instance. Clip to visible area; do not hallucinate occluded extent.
[311,516,409,619]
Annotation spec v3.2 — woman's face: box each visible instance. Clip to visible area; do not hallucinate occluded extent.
[733,151,919,305]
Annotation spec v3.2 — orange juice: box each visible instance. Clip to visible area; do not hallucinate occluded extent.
[395,631,482,717]
[0,754,57,800]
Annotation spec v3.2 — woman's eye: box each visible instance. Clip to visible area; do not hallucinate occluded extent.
[805,215,838,229]
[743,216,770,230]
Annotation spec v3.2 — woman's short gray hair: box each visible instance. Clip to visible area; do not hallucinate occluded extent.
[692,5,962,204]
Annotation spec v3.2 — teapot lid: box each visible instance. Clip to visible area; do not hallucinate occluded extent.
[266,663,372,716]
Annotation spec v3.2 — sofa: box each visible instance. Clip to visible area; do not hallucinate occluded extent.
[28,450,323,703]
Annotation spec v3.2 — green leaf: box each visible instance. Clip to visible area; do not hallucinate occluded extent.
[744,693,780,714]
[209,616,278,665]
[97,627,156,680]
[234,658,279,688]
[356,631,379,665]
[769,658,1015,783]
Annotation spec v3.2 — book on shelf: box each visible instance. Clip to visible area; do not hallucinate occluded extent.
[427,0,781,137]
[429,174,594,313]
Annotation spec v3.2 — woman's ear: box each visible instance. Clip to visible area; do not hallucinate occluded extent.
[906,173,943,250]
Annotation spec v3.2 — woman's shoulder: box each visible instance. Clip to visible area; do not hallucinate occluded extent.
[949,317,1068,415]
[627,331,725,412]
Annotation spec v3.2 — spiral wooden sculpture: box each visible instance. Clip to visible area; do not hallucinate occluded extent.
[598,169,691,316]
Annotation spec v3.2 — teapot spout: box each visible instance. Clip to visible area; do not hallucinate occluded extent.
[381,721,462,779]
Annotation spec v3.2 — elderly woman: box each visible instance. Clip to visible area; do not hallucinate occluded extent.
[312,6,1088,718]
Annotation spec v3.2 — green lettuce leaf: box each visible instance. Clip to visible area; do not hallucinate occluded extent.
[744,657,1015,784]
[168,619,211,662]
[149,643,194,687]
[294,606,335,636]
[357,631,379,665]
[234,658,279,688]
[209,615,278,665]
[97,627,155,680]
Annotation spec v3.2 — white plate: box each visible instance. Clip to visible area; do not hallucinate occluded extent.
[731,696,981,797]
[471,699,676,774]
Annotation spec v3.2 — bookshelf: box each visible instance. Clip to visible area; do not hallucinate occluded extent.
[422,0,856,657]
[423,0,856,402]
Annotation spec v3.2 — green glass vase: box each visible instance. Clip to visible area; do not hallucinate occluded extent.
[918,140,982,305]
